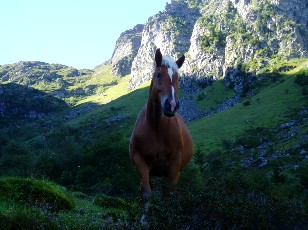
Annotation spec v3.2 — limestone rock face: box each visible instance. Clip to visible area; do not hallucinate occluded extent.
[181,0,307,94]
[107,0,308,92]
[109,24,144,77]
[129,0,201,89]
[181,20,226,80]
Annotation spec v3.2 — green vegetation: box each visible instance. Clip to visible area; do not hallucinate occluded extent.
[0,177,133,229]
[196,79,235,110]
[0,0,307,226]
[198,2,250,52]
[190,59,308,149]
[0,63,129,107]
[0,177,75,212]
[147,164,307,229]
[1,55,307,227]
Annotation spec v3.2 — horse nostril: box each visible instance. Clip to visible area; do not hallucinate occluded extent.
[164,99,170,107]
[175,101,180,110]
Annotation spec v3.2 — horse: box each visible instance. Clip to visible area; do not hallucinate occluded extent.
[129,48,194,205]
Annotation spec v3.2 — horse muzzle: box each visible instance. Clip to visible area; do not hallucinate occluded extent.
[163,99,180,117]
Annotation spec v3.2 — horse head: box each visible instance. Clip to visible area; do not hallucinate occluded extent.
[152,48,185,117]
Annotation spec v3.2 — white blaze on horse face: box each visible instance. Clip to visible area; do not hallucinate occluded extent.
[168,68,173,82]
[161,55,180,113]
[171,86,176,112]
[168,67,176,111]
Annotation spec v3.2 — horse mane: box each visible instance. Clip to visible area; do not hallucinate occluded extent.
[161,56,181,77]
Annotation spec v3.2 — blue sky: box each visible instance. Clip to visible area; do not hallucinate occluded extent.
[0,0,168,69]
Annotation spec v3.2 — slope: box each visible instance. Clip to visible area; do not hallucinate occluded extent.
[190,59,308,152]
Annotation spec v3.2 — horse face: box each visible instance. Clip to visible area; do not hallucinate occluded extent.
[153,66,180,117]
[153,49,185,117]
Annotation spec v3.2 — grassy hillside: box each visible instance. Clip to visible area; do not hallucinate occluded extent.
[0,177,133,229]
[0,59,307,228]
[190,59,308,151]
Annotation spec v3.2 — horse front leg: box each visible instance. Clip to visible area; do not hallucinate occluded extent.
[163,172,180,197]
[133,153,151,226]
[164,157,181,197]
[134,154,151,206]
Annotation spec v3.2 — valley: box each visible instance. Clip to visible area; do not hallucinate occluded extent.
[1,0,308,228]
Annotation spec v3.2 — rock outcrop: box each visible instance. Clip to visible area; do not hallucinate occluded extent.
[183,0,308,83]
[107,0,308,91]
[109,24,144,77]
[129,0,201,89]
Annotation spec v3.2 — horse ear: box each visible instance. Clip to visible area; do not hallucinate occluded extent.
[176,55,185,69]
[155,48,162,67]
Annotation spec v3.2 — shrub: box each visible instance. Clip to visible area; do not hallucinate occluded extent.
[197,92,206,101]
[295,69,308,86]
[236,127,274,149]
[93,194,127,209]
[0,141,32,176]
[243,100,251,106]
[80,133,138,195]
[0,203,56,230]
[146,167,306,229]
[302,86,308,95]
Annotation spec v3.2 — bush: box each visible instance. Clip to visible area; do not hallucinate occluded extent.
[79,133,138,195]
[0,203,57,230]
[0,141,32,176]
[93,194,128,209]
[146,166,306,229]
[243,100,251,106]
[302,86,308,95]
[295,69,308,86]
[235,127,274,149]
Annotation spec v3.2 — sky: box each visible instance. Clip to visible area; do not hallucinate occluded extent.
[0,0,169,69]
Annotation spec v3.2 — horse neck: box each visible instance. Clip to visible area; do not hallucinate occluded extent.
[146,82,163,127]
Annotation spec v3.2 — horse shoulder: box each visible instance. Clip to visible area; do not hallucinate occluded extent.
[175,114,194,166]
[130,105,154,157]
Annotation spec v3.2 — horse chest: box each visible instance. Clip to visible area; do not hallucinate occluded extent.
[139,131,182,174]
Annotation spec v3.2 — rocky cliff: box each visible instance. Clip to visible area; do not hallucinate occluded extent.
[108,0,308,91]
[129,0,201,89]
[183,0,308,86]
[109,24,144,77]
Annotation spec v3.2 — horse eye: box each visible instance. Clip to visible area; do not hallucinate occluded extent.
[155,72,161,78]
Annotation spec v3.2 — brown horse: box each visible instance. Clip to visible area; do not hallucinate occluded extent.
[129,48,194,202]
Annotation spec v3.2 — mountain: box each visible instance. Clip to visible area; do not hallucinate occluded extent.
[130,0,201,89]
[1,58,307,229]
[108,24,144,77]
[0,61,92,100]
[108,0,307,92]
[1,0,308,228]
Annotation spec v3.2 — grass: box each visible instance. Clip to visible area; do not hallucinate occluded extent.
[70,66,131,105]
[1,58,307,228]
[196,79,235,110]
[0,177,133,229]
[0,177,75,212]
[66,80,150,138]
[189,59,308,152]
